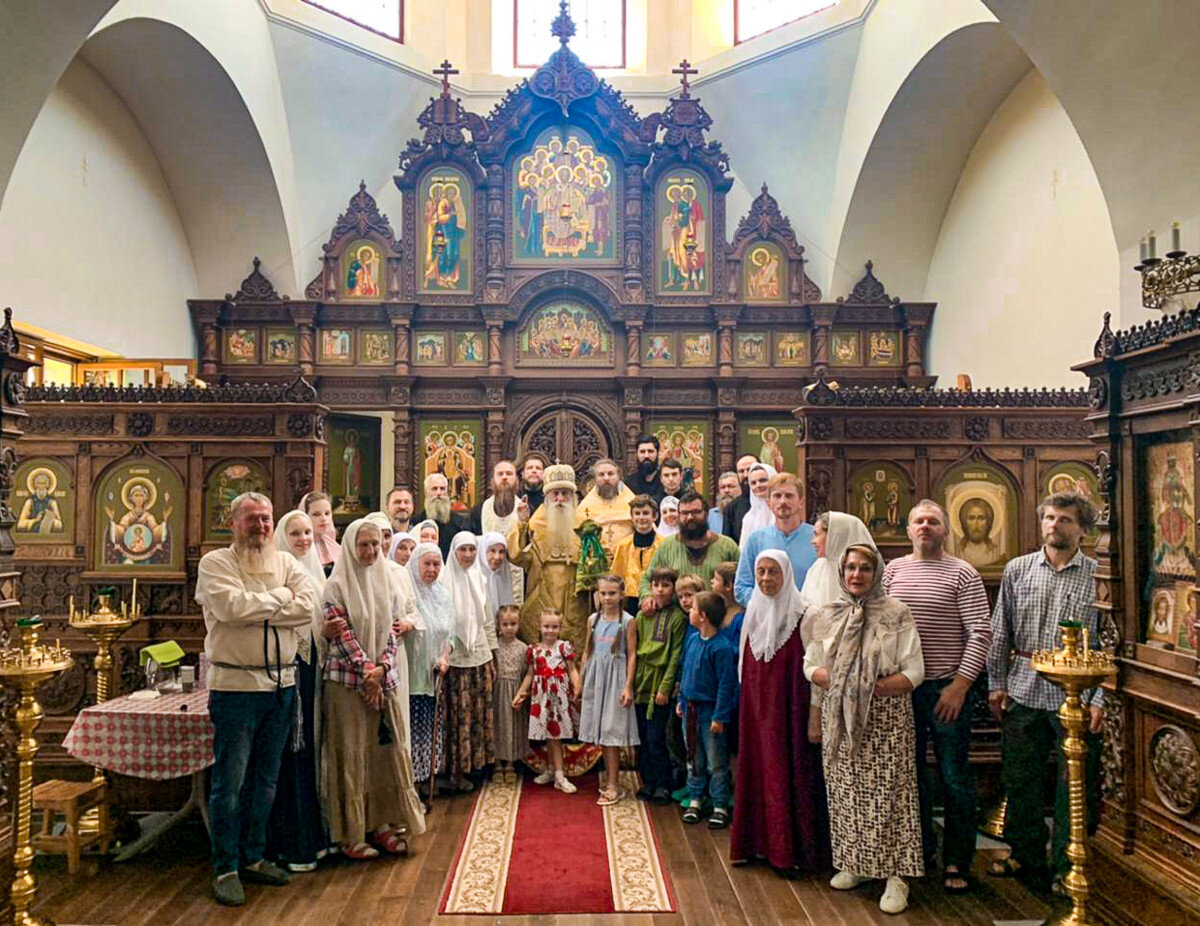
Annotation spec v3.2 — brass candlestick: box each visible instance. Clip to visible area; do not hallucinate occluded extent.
[68,582,139,837]
[0,617,73,926]
[1031,621,1117,926]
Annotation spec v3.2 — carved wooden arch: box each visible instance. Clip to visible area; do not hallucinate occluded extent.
[311,182,402,302]
[90,443,187,573]
[849,458,918,496]
[930,444,1021,497]
[507,271,624,327]
[505,392,626,468]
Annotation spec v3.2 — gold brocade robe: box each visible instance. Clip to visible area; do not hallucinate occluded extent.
[507,511,591,653]
[575,484,635,561]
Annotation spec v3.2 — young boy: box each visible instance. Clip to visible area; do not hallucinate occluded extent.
[711,562,743,646]
[670,574,707,786]
[633,566,685,804]
[611,495,661,615]
[678,591,738,828]
[675,574,705,646]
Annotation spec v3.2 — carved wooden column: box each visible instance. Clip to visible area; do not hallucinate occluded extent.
[620,380,647,473]
[625,321,643,376]
[483,379,509,475]
[389,382,415,488]
[484,163,506,302]
[902,304,934,378]
[289,303,316,376]
[192,301,222,378]
[714,305,740,378]
[483,310,505,376]
[388,304,413,376]
[811,304,836,374]
[623,162,647,300]
[716,381,741,474]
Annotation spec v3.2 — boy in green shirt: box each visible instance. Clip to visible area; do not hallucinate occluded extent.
[634,566,686,803]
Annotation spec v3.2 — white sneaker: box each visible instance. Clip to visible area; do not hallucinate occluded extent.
[879,876,909,914]
[829,870,870,891]
[554,775,577,794]
[533,771,554,785]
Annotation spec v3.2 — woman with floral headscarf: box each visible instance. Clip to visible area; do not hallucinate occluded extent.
[804,543,925,914]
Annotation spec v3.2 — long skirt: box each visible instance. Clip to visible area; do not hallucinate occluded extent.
[444,663,495,776]
[823,692,924,879]
[410,692,447,781]
[320,683,426,846]
[266,647,327,865]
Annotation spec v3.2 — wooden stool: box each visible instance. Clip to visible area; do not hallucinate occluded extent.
[32,779,111,874]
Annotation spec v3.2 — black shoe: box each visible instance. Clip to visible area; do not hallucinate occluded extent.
[682,805,702,824]
[707,808,730,829]
[241,859,291,886]
[650,787,672,805]
[635,787,652,801]
[213,874,245,906]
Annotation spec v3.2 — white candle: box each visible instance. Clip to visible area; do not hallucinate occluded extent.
[1140,238,1148,262]
[1149,231,1157,259]
[1172,222,1182,253]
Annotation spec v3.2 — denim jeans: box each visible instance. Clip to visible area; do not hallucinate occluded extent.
[208,687,296,876]
[685,701,731,809]
[912,678,976,871]
[636,701,671,792]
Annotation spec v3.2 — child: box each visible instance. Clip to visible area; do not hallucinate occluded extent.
[514,608,581,794]
[675,574,705,647]
[711,562,744,646]
[633,567,686,804]
[578,574,639,806]
[493,605,529,783]
[670,574,706,787]
[678,592,738,829]
[611,495,661,615]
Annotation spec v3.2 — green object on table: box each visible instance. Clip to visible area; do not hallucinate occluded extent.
[139,641,185,668]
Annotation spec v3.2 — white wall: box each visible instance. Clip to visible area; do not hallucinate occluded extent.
[923,70,1118,387]
[0,58,198,356]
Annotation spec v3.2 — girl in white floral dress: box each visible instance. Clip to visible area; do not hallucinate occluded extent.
[513,608,581,793]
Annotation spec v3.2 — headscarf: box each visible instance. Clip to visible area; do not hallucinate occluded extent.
[739,462,778,540]
[389,531,417,566]
[809,542,913,760]
[440,532,487,654]
[272,509,324,662]
[366,511,411,597]
[411,518,439,545]
[478,530,518,617]
[300,492,341,567]
[739,549,808,680]
[657,496,680,538]
[322,519,399,662]
[407,541,455,668]
[800,512,875,609]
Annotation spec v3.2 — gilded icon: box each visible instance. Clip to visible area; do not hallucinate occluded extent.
[264,328,297,365]
[744,242,785,302]
[343,240,381,298]
[650,422,708,497]
[224,328,258,365]
[657,171,710,294]
[421,421,482,512]
[517,303,612,366]
[204,460,269,542]
[454,330,486,366]
[320,328,354,364]
[95,460,184,573]
[14,459,72,542]
[421,169,471,291]
[867,330,900,367]
[830,330,861,366]
[734,332,769,368]
[939,461,1019,574]
[414,331,448,366]
[644,333,676,367]
[681,332,714,367]
[774,331,809,367]
[359,329,393,366]
[849,462,912,540]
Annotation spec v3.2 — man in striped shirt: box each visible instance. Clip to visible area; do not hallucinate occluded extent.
[883,499,991,894]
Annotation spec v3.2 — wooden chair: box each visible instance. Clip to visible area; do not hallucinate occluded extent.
[32,779,111,874]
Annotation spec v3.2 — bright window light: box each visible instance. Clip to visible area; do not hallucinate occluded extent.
[515,0,625,69]
[303,0,403,41]
[736,0,835,44]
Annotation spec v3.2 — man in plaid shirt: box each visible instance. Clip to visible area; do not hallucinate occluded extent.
[986,489,1104,893]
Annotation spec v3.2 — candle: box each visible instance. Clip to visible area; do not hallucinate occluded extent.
[1149,231,1157,259]
[1082,627,1090,655]
[1173,221,1182,253]
[1140,238,1148,262]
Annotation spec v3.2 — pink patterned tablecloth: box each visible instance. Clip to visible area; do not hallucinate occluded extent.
[61,690,213,781]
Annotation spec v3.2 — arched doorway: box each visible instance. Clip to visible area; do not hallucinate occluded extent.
[512,400,619,490]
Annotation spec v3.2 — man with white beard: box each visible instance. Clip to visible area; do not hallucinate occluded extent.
[576,457,635,560]
[195,492,320,906]
[470,459,521,538]
[413,472,469,560]
[508,462,591,652]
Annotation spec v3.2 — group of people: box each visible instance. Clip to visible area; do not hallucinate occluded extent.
[194,435,1105,916]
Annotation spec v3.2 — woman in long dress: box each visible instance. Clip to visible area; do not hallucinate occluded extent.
[730,550,829,873]
[266,509,328,871]
[320,519,425,859]
[804,543,925,914]
[406,542,454,792]
[439,532,497,790]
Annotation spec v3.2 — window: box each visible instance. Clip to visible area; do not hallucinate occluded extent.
[303,0,403,42]
[514,0,625,69]
[735,0,834,44]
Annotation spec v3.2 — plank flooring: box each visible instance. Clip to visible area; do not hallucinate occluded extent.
[30,790,1062,925]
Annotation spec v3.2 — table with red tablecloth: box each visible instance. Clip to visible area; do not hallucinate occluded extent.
[62,690,213,860]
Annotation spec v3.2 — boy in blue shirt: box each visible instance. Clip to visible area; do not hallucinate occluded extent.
[677,591,739,828]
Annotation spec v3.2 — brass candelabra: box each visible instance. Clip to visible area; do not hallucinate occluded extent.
[0,617,73,926]
[1030,621,1117,926]
[1135,224,1199,311]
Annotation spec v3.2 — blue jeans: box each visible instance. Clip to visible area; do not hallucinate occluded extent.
[685,701,731,809]
[912,678,976,871]
[208,687,296,876]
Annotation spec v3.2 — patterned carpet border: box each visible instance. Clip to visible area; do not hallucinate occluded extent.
[440,775,522,914]
[605,771,676,912]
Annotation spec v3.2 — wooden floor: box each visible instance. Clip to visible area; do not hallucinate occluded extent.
[31,790,1061,925]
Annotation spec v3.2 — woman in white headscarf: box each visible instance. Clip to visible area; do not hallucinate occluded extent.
[320,519,425,860]
[730,550,830,874]
[804,543,925,914]
[656,496,680,538]
[438,532,497,790]
[738,462,778,541]
[266,510,328,871]
[478,530,524,620]
[390,532,417,568]
[406,542,454,791]
[411,518,440,547]
[365,513,422,734]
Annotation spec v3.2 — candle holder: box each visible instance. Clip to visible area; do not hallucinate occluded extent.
[68,581,140,838]
[1030,621,1117,926]
[1135,228,1199,311]
[0,617,74,926]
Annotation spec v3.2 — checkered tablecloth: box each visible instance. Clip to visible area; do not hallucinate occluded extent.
[61,690,214,781]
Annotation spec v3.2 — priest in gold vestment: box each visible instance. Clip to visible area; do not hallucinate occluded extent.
[508,462,592,652]
[575,457,634,561]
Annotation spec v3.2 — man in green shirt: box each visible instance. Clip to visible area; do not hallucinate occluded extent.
[638,490,740,600]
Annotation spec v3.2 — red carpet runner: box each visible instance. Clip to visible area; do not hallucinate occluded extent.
[440,771,675,915]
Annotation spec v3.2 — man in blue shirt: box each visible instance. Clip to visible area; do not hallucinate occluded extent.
[706,470,741,536]
[734,472,816,605]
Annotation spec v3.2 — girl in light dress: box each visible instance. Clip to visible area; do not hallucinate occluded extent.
[513,608,582,793]
[491,604,529,782]
[578,575,639,806]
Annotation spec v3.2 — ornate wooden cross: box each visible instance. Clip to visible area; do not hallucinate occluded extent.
[434,59,459,95]
[673,59,698,97]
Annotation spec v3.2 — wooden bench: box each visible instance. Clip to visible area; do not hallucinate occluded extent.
[32,779,111,874]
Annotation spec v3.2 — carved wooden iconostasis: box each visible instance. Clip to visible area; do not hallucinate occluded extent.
[188,16,935,511]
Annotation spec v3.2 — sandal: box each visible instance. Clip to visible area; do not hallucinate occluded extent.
[369,829,408,856]
[987,856,1021,878]
[707,808,730,829]
[682,805,702,825]
[596,787,622,807]
[943,867,971,894]
[342,843,379,861]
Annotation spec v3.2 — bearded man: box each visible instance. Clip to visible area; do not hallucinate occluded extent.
[628,435,664,501]
[576,457,635,559]
[413,472,468,559]
[195,492,320,906]
[707,470,741,536]
[722,453,759,544]
[471,459,521,537]
[519,453,547,518]
[385,486,414,534]
[639,490,740,598]
[508,462,591,651]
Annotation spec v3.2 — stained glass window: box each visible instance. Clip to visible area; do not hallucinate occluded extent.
[735,0,834,44]
[303,0,403,42]
[514,0,625,69]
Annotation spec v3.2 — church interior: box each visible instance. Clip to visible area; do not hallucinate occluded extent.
[0,0,1198,923]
